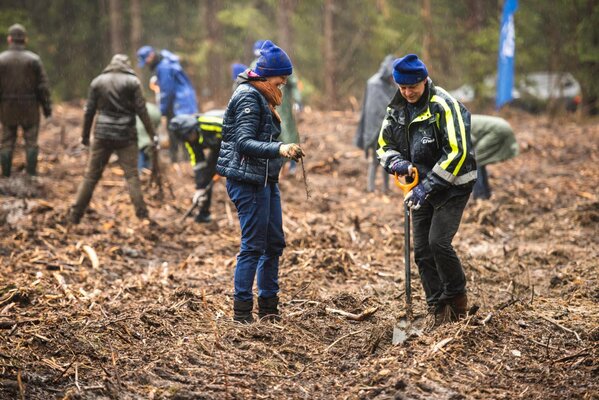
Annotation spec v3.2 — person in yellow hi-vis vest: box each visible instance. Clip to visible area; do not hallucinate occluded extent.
[168,110,224,223]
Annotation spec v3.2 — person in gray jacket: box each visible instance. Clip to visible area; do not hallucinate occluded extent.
[354,55,396,193]
[68,54,156,224]
[0,24,52,177]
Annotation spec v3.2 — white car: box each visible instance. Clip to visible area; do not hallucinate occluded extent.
[450,72,581,112]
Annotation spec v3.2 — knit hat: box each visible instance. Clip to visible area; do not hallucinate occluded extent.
[8,24,26,43]
[253,40,293,77]
[253,40,266,57]
[231,63,248,81]
[136,45,155,68]
[392,54,428,85]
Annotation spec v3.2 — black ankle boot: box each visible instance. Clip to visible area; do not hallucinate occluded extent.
[233,300,254,324]
[258,296,280,321]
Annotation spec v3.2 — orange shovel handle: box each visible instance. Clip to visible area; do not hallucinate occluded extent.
[394,167,419,196]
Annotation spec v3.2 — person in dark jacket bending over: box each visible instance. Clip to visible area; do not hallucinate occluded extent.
[169,110,224,223]
[217,40,304,323]
[68,54,156,225]
[377,54,477,326]
[0,24,52,177]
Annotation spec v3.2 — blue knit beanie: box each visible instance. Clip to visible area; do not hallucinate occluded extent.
[392,54,428,85]
[253,40,293,77]
[231,63,247,81]
[253,40,266,57]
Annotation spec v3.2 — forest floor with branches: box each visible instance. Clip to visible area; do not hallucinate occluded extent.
[0,105,598,400]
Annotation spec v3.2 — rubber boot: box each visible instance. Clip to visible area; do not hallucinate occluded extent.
[233,300,254,324]
[258,296,280,321]
[0,149,13,177]
[25,148,39,176]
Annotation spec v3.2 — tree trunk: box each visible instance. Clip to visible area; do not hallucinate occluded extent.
[108,0,124,54]
[277,0,295,52]
[465,0,484,31]
[204,0,223,106]
[323,0,336,109]
[421,0,432,74]
[130,0,142,63]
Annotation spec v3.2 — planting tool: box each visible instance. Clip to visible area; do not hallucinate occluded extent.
[392,167,425,344]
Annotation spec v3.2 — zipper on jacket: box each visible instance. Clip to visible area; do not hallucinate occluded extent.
[265,133,273,187]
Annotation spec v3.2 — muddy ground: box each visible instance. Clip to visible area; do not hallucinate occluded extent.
[0,104,597,400]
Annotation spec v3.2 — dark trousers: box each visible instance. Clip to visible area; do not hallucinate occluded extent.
[367,152,389,193]
[193,147,219,216]
[0,123,39,176]
[472,165,491,200]
[71,139,148,219]
[226,179,286,302]
[412,194,470,306]
[1,123,39,150]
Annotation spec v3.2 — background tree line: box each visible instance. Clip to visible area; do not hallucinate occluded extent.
[0,0,597,113]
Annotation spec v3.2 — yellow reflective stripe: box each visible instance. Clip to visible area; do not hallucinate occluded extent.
[199,124,222,132]
[436,87,468,174]
[411,108,431,124]
[198,116,223,125]
[184,142,197,166]
[376,117,391,158]
[431,95,460,174]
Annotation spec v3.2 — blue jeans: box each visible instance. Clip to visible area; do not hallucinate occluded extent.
[412,194,470,306]
[226,179,286,302]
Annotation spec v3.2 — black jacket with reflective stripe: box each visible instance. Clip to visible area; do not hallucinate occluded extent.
[377,79,477,207]
[179,113,223,189]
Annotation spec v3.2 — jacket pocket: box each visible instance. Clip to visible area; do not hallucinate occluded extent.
[412,127,437,165]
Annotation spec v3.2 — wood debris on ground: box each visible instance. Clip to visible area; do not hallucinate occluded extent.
[0,106,597,399]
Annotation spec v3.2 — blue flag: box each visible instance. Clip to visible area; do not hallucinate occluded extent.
[496,0,519,109]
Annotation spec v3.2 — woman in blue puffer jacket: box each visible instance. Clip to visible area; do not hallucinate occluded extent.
[217,40,304,323]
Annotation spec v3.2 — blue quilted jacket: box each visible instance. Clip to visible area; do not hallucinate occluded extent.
[216,76,283,185]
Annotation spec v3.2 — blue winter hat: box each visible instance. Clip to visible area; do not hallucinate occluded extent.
[253,40,266,57]
[137,45,155,68]
[392,54,428,85]
[231,63,248,81]
[253,40,293,77]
